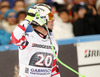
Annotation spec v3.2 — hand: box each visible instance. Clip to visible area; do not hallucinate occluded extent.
[88,5,97,16]
[25,6,37,22]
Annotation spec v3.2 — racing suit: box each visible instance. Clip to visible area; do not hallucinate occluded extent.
[11,20,60,77]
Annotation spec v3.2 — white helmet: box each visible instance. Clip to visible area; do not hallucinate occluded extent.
[31,3,53,26]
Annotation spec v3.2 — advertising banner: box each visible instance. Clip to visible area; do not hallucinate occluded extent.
[77,41,100,66]
[76,41,100,77]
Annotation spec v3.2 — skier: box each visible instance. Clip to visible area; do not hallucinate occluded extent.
[11,3,60,77]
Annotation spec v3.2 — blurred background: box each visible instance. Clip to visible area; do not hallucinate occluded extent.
[0,0,100,44]
[0,0,100,77]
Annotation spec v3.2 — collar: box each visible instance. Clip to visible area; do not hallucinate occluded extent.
[34,29,47,39]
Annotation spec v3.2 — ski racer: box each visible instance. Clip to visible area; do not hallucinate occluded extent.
[11,3,61,77]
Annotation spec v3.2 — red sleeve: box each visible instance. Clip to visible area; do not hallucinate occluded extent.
[11,20,30,46]
[51,52,61,77]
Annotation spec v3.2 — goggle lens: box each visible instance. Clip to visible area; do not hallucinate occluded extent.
[48,12,53,21]
[8,15,17,18]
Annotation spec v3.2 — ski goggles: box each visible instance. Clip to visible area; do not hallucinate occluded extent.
[8,15,17,18]
[47,12,53,21]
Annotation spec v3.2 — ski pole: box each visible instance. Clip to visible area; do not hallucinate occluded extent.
[35,12,86,77]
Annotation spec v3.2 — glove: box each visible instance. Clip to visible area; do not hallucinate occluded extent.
[25,6,37,22]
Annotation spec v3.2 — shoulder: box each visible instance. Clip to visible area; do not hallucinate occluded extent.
[24,31,37,39]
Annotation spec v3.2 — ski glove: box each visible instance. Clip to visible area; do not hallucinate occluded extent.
[25,6,37,22]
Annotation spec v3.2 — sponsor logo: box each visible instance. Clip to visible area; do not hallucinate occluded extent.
[32,43,55,49]
[38,8,45,11]
[84,49,100,58]
[30,68,51,73]
[25,68,51,75]
[25,67,29,73]
[36,16,46,19]
[30,68,51,75]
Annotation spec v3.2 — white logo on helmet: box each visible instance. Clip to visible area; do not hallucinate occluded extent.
[33,5,51,26]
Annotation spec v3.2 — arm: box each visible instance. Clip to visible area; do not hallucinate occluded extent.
[51,52,61,77]
[88,5,97,16]
[11,20,30,46]
[51,59,60,77]
[11,7,36,46]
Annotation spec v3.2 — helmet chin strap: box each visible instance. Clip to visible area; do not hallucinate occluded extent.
[43,19,52,32]
[43,26,52,32]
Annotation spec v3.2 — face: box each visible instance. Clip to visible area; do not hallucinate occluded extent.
[1,7,9,15]
[7,12,17,25]
[14,1,25,12]
[0,1,10,7]
[18,13,26,22]
[37,0,45,3]
[59,11,69,22]
[47,19,54,31]
[78,8,86,18]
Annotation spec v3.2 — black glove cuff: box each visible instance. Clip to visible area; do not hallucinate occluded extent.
[27,13,35,17]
